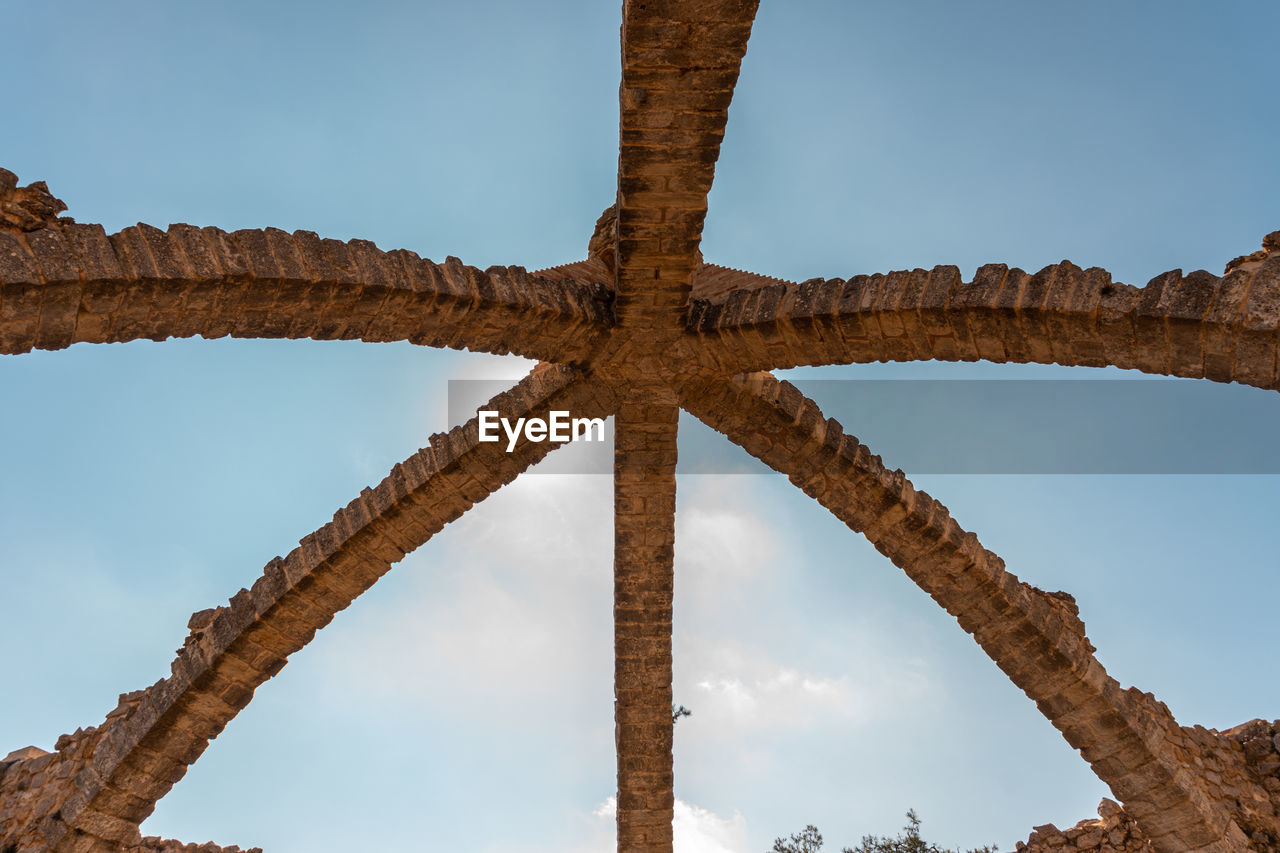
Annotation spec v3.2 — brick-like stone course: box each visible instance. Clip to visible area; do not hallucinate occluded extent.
[0,691,198,852]
[613,389,679,853]
[0,222,612,363]
[1018,719,1280,852]
[613,0,760,340]
[691,236,1280,391]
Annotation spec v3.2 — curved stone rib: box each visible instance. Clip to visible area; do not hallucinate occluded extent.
[0,223,612,363]
[680,373,1255,853]
[11,365,615,852]
[613,389,678,853]
[689,256,1280,390]
[615,0,760,331]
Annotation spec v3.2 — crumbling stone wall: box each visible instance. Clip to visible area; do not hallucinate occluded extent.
[1017,798,1151,852]
[0,692,143,851]
[0,692,258,852]
[136,838,260,853]
[1016,719,1280,852]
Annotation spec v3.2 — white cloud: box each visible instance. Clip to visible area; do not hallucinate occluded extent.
[670,477,936,737]
[680,640,862,730]
[326,472,614,716]
[676,629,939,740]
[440,352,539,428]
[321,469,941,849]
[673,477,786,636]
[403,350,538,439]
[676,478,779,578]
[581,797,750,853]
[675,798,751,853]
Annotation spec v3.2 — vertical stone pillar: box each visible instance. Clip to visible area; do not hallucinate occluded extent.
[613,389,678,853]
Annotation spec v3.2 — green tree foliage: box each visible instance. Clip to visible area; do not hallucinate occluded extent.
[770,810,997,853]
[772,825,824,853]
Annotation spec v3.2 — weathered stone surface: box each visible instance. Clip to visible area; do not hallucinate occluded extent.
[0,217,613,362]
[136,837,261,853]
[1225,230,1280,274]
[1018,719,1280,852]
[614,388,679,853]
[2,3,1276,851]
[0,167,70,233]
[610,0,760,369]
[694,253,1280,391]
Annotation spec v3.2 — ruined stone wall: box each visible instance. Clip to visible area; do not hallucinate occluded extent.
[136,838,260,853]
[1017,798,1151,852]
[1016,719,1280,852]
[0,691,256,852]
[0,692,143,852]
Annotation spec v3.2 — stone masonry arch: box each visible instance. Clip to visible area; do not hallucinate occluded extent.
[3,2,1280,851]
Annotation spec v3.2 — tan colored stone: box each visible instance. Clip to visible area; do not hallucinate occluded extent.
[2,3,1276,851]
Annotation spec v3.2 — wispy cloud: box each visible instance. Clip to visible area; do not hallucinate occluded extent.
[676,477,780,590]
[322,470,942,850]
[326,472,614,719]
[692,657,858,726]
[671,477,937,735]
[580,797,750,853]
[678,636,934,734]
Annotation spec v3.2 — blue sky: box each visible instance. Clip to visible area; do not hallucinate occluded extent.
[2,2,1278,851]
